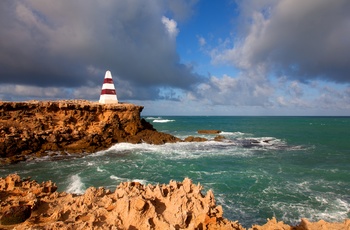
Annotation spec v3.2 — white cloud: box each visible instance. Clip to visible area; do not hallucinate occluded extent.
[161,16,179,38]
[0,1,199,100]
[211,0,350,83]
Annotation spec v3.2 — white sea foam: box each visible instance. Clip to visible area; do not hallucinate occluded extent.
[97,167,105,172]
[153,119,175,123]
[66,174,85,194]
[110,175,124,181]
[221,131,248,136]
[106,141,252,161]
[110,175,147,185]
[132,179,148,185]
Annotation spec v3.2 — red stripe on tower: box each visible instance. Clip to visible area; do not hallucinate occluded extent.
[99,70,119,104]
[103,78,114,84]
[101,89,116,95]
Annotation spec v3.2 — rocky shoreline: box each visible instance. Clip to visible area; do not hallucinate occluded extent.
[0,100,183,164]
[0,100,225,164]
[0,174,348,230]
[1,101,349,229]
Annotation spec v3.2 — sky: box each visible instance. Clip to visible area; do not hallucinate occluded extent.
[1,0,350,116]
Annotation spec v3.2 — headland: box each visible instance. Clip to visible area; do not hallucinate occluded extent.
[0,100,179,164]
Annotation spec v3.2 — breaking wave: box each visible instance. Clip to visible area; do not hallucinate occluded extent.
[66,174,85,194]
[152,119,175,123]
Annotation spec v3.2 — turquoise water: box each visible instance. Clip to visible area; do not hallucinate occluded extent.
[1,116,349,227]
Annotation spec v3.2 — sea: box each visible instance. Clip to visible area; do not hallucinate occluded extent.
[1,116,349,227]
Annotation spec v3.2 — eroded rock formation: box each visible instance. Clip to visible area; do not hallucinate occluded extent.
[0,175,348,230]
[0,174,244,230]
[0,100,180,164]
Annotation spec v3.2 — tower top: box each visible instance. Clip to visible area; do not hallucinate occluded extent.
[99,70,118,104]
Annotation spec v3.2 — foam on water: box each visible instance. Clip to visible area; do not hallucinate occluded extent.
[152,119,175,123]
[97,167,105,172]
[1,116,348,228]
[132,179,148,185]
[221,131,249,137]
[110,175,147,185]
[66,174,85,194]
[102,135,305,162]
[110,175,125,181]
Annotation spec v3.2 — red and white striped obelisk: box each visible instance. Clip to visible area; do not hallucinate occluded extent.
[99,70,118,104]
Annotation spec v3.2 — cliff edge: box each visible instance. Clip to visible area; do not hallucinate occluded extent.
[0,100,179,164]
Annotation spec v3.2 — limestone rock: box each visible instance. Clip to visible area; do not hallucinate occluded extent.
[0,174,348,230]
[0,174,244,229]
[0,205,31,225]
[0,100,180,164]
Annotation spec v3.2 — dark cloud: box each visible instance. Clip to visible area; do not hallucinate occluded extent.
[0,0,201,99]
[215,0,350,83]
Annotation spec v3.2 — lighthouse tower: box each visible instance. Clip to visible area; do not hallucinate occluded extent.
[99,70,118,104]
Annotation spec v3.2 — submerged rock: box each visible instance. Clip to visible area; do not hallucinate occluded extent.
[198,130,222,134]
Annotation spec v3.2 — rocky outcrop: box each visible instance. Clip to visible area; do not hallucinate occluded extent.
[0,174,244,230]
[198,130,221,134]
[0,100,180,164]
[1,175,348,230]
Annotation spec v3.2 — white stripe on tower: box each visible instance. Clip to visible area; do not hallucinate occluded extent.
[99,70,119,104]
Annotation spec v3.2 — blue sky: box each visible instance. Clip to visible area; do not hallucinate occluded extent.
[1,0,350,115]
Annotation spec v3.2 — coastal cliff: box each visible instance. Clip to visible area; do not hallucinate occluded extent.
[0,100,179,164]
[0,175,348,230]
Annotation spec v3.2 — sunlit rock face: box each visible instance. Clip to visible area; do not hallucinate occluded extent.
[0,174,244,229]
[0,100,179,164]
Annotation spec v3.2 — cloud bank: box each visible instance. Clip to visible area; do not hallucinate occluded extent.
[0,0,200,100]
[199,0,350,114]
[1,0,349,115]
[213,0,350,83]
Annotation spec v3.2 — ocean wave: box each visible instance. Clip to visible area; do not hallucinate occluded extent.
[104,136,303,161]
[221,131,249,136]
[152,119,175,123]
[110,175,125,181]
[66,174,85,194]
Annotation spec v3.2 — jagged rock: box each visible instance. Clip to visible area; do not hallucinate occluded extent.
[184,136,208,142]
[0,205,32,225]
[214,135,226,141]
[0,174,348,230]
[0,174,245,229]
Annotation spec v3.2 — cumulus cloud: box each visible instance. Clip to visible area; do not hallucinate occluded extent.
[0,0,200,100]
[191,65,274,107]
[212,0,350,83]
[161,16,179,38]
